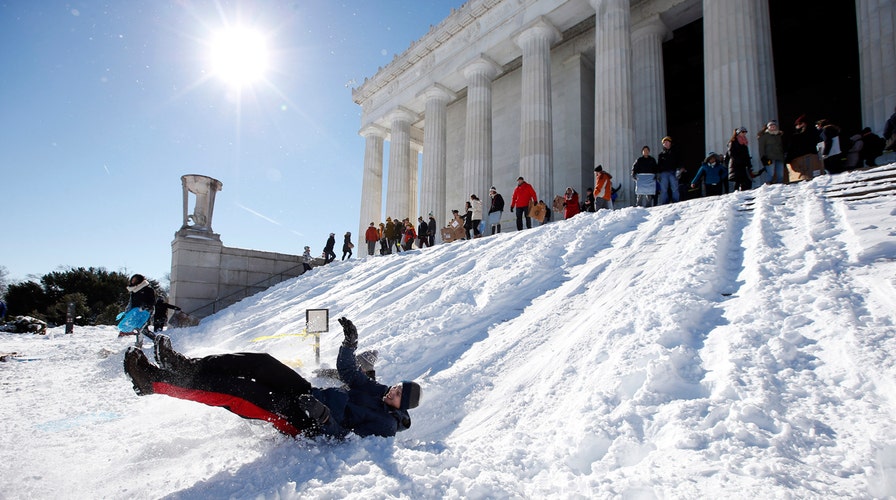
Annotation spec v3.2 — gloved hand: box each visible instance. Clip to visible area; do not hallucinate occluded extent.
[338,317,358,349]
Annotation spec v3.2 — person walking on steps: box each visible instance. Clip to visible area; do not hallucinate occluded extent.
[323,233,337,264]
[342,232,354,260]
[510,176,537,231]
[487,187,505,235]
[123,317,421,439]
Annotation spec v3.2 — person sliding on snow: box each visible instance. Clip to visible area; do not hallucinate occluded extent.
[123,317,421,439]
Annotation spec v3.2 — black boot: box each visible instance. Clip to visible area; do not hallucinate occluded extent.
[153,335,192,373]
[124,347,157,396]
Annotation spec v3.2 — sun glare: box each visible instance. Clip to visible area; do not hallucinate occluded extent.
[208,26,269,88]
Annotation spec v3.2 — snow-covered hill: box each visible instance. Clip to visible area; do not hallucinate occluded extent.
[2,165,896,499]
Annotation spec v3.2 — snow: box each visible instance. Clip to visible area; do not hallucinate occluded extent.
[2,165,896,499]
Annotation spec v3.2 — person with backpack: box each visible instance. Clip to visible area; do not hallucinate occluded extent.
[816,119,845,173]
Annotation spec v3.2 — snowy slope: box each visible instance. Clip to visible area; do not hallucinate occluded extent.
[2,165,896,499]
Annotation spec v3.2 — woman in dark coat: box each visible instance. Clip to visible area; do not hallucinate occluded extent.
[727,127,753,192]
[342,232,353,260]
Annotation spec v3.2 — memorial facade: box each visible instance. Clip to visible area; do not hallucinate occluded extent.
[352,0,896,239]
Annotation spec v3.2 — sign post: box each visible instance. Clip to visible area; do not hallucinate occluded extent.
[305,309,329,365]
[65,302,75,334]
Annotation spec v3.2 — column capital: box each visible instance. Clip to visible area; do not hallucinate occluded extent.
[513,17,562,48]
[417,83,457,103]
[588,0,627,12]
[632,14,668,41]
[386,106,417,124]
[359,123,388,138]
[461,55,500,81]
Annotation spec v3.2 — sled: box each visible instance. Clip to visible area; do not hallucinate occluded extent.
[635,174,656,195]
[117,308,151,334]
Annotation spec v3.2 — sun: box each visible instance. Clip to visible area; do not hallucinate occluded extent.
[208,26,269,88]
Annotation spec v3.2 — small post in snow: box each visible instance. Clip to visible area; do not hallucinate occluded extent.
[65,302,75,334]
[306,309,329,365]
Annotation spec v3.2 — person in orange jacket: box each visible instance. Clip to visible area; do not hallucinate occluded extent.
[593,165,614,210]
[510,176,537,231]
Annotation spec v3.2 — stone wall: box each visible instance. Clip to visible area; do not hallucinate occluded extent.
[169,236,317,319]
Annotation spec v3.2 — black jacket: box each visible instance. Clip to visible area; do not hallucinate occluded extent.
[632,156,658,177]
[786,129,820,162]
[312,345,411,438]
[127,282,155,311]
[656,147,678,173]
[489,193,505,213]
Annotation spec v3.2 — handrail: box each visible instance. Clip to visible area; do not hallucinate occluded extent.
[185,261,311,317]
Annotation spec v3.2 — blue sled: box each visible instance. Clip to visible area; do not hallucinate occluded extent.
[117,309,151,333]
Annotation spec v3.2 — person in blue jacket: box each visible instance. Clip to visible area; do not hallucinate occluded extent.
[689,152,728,197]
[123,317,421,439]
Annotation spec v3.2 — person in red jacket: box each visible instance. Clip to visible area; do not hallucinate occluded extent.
[510,176,537,231]
[364,222,379,257]
[563,187,580,219]
[594,165,614,210]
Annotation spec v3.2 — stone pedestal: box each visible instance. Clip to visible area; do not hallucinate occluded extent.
[178,174,223,240]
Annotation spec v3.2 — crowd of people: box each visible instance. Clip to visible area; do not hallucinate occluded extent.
[638,112,891,207]
[307,108,896,261]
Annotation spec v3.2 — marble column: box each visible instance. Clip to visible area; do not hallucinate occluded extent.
[358,124,386,242]
[514,18,561,204]
[385,107,415,219]
[462,56,500,208]
[409,141,422,223]
[755,0,777,124]
[419,84,454,226]
[856,0,896,133]
[704,0,770,154]
[591,0,635,207]
[631,15,668,156]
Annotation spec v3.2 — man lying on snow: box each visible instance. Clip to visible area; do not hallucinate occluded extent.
[123,317,421,439]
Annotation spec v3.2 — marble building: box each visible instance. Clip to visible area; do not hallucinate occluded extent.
[352,0,896,241]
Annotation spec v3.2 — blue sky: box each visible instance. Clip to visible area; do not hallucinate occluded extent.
[0,0,461,284]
